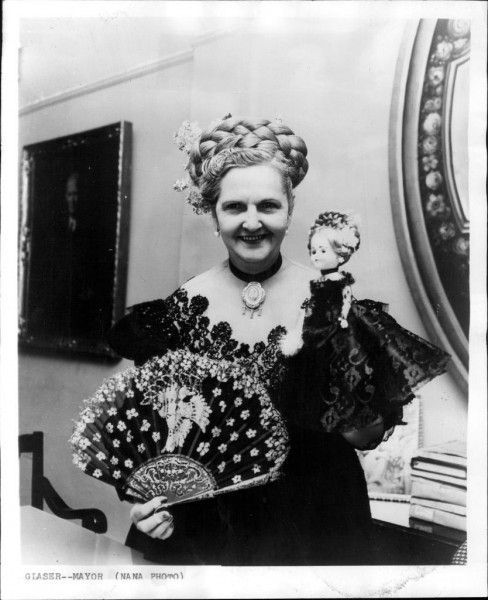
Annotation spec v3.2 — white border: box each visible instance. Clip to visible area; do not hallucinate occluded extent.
[2,2,487,598]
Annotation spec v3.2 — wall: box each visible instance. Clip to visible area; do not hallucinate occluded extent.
[19,18,467,544]
[19,51,193,542]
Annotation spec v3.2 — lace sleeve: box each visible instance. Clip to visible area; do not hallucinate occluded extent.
[107,298,180,365]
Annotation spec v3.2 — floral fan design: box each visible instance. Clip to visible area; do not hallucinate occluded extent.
[70,349,289,507]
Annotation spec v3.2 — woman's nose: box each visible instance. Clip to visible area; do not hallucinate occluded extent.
[242,207,261,231]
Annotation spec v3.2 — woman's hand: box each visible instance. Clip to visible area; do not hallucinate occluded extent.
[130,496,174,540]
[341,415,386,451]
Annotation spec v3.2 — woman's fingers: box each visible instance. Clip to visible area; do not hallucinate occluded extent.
[130,496,166,524]
[148,516,175,540]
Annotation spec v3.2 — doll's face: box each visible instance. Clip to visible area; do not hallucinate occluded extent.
[310,228,341,270]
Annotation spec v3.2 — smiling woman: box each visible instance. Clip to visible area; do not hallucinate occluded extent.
[80,115,390,565]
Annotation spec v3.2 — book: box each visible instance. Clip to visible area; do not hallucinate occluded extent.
[416,440,466,459]
[409,503,466,531]
[409,517,467,544]
[410,470,467,488]
[411,497,466,516]
[414,449,466,468]
[411,458,466,479]
[410,478,466,507]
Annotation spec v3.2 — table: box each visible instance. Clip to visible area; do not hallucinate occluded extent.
[369,500,465,564]
[21,506,153,565]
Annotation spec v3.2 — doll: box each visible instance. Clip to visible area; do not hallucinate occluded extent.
[281,211,450,435]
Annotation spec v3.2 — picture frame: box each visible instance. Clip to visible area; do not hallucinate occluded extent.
[18,121,132,360]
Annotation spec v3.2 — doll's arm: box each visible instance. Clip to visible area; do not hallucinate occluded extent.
[338,284,352,328]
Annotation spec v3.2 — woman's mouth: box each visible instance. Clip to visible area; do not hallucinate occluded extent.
[239,233,269,244]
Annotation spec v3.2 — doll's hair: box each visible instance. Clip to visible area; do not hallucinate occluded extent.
[186,116,309,212]
[308,211,360,264]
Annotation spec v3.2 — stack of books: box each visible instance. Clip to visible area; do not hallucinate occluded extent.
[409,440,466,542]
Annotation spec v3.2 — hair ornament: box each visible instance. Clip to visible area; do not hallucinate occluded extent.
[173,120,211,214]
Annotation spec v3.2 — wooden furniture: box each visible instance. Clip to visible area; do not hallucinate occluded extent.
[21,506,152,565]
[370,500,465,564]
[19,431,107,533]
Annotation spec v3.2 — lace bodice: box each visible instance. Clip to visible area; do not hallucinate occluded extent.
[109,288,287,389]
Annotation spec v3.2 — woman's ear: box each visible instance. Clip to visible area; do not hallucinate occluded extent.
[211,207,219,233]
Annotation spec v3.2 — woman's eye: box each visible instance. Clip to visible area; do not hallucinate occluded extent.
[223,202,244,212]
[259,201,279,211]
[311,250,316,255]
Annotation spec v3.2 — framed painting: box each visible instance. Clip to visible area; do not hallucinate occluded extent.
[18,121,132,360]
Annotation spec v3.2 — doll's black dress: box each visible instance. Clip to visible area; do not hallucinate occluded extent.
[300,272,450,433]
[108,288,375,566]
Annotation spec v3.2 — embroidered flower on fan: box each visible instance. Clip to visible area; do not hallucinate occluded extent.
[126,431,133,443]
[117,421,127,432]
[107,407,117,417]
[232,475,242,484]
[197,442,210,456]
[140,419,150,432]
[152,432,161,442]
[93,469,102,478]
[218,443,227,453]
[240,409,250,420]
[124,459,133,469]
[226,418,235,427]
[232,454,241,463]
[234,397,243,407]
[230,432,239,442]
[253,465,261,474]
[96,451,106,461]
[113,470,121,480]
[110,456,119,465]
[113,439,120,448]
[211,427,221,438]
[246,429,257,439]
[126,409,138,419]
[137,443,145,453]
[219,401,227,413]
[251,446,260,457]
[92,432,102,442]
[106,423,114,433]
[217,462,226,473]
[78,437,90,450]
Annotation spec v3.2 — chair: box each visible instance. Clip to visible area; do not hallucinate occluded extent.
[19,431,107,534]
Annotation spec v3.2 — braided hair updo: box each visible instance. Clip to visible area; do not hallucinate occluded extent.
[187,116,309,211]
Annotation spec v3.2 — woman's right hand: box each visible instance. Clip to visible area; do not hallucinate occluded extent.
[130,496,174,540]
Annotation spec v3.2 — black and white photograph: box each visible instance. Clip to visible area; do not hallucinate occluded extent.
[1,1,486,598]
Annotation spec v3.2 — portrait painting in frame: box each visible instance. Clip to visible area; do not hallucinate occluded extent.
[18,121,132,360]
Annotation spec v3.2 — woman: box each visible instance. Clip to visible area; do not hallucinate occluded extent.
[108,116,396,565]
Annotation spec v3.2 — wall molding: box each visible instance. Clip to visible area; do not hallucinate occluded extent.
[19,27,239,116]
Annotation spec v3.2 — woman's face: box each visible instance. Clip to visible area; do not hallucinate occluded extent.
[214,164,291,273]
[310,229,341,270]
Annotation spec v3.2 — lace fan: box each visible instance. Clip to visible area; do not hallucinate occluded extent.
[70,349,289,506]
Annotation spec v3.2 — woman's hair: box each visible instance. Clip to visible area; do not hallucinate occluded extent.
[308,211,361,263]
[186,116,309,211]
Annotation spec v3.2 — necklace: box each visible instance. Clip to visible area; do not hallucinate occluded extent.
[229,254,283,318]
[320,266,339,276]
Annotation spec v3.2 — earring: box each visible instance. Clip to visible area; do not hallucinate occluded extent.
[214,230,220,237]
[285,228,289,236]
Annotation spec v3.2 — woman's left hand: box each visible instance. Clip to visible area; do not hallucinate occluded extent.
[341,416,386,450]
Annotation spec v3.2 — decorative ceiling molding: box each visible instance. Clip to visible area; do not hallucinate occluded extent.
[19,27,240,116]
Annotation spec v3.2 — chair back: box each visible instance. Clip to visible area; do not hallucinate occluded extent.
[19,431,44,509]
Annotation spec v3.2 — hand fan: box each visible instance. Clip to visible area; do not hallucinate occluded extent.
[70,349,289,507]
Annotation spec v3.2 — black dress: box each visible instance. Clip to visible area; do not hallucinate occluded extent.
[300,272,450,433]
[107,288,375,565]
